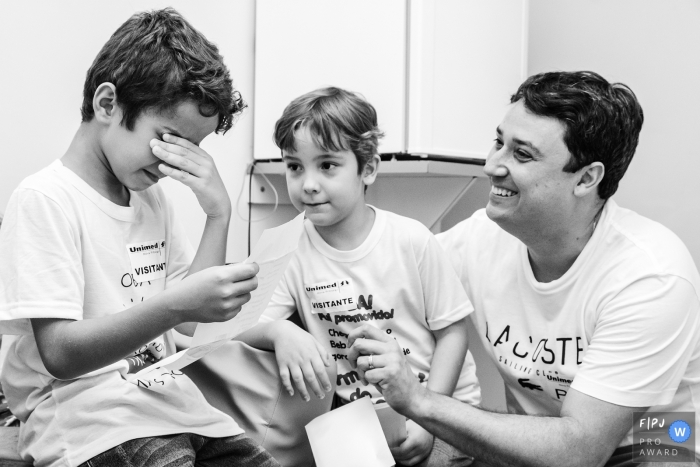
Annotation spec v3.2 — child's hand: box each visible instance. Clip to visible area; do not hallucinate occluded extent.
[391,419,434,466]
[273,324,332,401]
[150,134,231,220]
[164,263,259,324]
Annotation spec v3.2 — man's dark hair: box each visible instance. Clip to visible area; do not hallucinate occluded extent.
[274,87,384,174]
[511,71,644,199]
[80,8,245,134]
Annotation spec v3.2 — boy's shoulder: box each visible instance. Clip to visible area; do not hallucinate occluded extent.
[18,160,65,193]
[19,159,165,206]
[377,207,437,248]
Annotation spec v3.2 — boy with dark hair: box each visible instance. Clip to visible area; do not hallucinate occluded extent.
[238,87,481,466]
[0,8,279,467]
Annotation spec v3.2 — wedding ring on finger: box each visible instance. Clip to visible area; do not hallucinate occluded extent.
[368,354,375,370]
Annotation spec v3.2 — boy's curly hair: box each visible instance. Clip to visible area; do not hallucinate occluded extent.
[274,87,384,173]
[80,7,245,134]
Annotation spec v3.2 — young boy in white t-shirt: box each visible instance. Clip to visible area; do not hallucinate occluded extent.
[238,87,481,466]
[0,8,279,467]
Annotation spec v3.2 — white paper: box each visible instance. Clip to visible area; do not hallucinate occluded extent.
[192,211,305,346]
[127,212,305,385]
[306,397,395,467]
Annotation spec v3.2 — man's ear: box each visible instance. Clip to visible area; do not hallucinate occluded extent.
[92,83,118,124]
[574,161,605,198]
[361,154,381,186]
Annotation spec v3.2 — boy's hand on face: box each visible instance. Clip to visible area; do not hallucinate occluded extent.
[150,134,232,220]
[165,262,259,324]
[391,420,434,466]
[272,322,332,401]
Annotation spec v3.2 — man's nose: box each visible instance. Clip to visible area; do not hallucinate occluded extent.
[484,147,508,178]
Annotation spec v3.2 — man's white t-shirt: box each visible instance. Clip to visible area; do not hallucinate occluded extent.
[0,161,240,467]
[261,207,481,406]
[437,200,700,451]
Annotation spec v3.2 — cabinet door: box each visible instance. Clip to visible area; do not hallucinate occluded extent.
[254,0,407,160]
[407,0,528,161]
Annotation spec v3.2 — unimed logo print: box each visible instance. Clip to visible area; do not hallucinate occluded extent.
[633,412,695,463]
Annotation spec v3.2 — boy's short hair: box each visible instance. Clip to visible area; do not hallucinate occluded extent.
[274,87,384,173]
[511,71,644,200]
[80,7,245,134]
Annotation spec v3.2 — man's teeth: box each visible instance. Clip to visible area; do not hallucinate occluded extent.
[492,186,517,197]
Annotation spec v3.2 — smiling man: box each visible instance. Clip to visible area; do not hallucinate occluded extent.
[347,71,700,466]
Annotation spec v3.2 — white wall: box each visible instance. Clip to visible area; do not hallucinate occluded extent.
[0,0,256,262]
[527,0,700,266]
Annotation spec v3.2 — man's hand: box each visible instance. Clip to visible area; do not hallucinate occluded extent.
[164,262,259,324]
[347,324,427,415]
[150,134,231,219]
[271,322,332,401]
[392,420,434,466]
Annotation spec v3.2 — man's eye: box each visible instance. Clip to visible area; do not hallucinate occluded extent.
[493,138,503,148]
[515,150,532,161]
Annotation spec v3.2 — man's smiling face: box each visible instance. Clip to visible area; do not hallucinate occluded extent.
[484,100,582,238]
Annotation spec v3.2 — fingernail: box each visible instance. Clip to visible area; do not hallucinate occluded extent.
[304,395,310,402]
[319,394,325,399]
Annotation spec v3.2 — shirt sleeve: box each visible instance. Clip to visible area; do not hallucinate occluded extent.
[417,232,474,330]
[0,188,85,334]
[571,275,700,407]
[259,273,296,323]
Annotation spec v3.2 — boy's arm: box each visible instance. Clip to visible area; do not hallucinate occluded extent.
[426,317,469,396]
[390,317,469,466]
[150,134,234,335]
[32,262,258,380]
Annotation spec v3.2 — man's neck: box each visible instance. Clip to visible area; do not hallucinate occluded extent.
[524,203,605,283]
[61,123,130,206]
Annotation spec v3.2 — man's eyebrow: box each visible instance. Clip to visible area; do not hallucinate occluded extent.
[512,137,543,157]
[497,127,543,157]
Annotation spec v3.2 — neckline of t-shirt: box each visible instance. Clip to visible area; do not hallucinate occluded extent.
[305,205,386,263]
[52,159,140,222]
[519,200,615,293]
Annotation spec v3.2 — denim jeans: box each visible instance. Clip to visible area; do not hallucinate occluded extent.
[80,433,280,467]
[397,437,474,467]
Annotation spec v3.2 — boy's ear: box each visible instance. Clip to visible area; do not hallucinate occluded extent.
[574,161,605,198]
[361,154,381,186]
[92,83,118,124]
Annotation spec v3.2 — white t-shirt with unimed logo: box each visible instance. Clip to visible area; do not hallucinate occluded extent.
[260,207,482,406]
[437,201,700,451]
[0,161,240,467]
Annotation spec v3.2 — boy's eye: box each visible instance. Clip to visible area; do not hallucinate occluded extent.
[320,162,336,170]
[286,163,301,172]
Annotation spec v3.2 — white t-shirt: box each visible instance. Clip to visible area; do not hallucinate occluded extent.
[437,200,700,450]
[260,207,481,405]
[0,161,240,467]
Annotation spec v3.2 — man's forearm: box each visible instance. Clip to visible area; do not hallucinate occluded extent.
[405,388,613,467]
